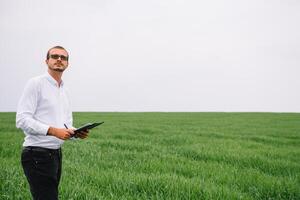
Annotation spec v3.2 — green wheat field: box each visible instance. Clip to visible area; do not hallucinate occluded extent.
[0,112,299,199]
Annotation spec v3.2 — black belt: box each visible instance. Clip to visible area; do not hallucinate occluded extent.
[24,146,61,155]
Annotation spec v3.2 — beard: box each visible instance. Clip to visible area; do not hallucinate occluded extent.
[52,67,65,72]
[50,63,66,72]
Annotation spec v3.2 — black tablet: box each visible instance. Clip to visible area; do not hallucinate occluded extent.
[74,122,104,134]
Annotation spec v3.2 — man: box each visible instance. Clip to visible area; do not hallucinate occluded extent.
[16,46,88,200]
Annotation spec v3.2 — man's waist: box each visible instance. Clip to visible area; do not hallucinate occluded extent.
[23,134,63,149]
[23,146,61,154]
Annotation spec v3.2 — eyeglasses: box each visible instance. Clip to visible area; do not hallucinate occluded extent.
[50,54,68,61]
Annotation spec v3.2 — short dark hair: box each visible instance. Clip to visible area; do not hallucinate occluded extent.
[46,46,69,60]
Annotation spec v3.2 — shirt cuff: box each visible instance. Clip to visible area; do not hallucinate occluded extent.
[40,124,50,136]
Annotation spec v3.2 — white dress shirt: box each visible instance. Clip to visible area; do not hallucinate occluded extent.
[16,72,73,149]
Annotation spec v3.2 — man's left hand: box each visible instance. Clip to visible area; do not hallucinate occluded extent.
[74,130,89,139]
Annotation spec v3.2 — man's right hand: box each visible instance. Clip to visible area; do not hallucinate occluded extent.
[47,127,74,140]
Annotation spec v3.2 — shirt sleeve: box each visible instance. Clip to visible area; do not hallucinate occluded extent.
[16,79,49,136]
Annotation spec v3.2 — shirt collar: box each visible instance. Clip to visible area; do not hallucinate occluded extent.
[45,72,64,87]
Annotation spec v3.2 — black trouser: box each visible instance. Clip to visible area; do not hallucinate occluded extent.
[21,146,62,200]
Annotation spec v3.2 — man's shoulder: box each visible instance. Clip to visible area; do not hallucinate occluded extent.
[28,74,47,83]
[25,74,47,89]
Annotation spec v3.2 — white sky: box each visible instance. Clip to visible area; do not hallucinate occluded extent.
[1,0,299,112]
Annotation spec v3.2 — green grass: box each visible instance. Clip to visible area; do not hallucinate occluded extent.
[0,112,299,199]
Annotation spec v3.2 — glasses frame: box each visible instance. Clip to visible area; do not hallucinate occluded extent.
[49,54,69,61]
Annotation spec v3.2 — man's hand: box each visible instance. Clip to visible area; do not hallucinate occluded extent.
[47,127,74,140]
[74,130,89,139]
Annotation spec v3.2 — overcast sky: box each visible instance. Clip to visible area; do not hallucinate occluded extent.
[1,0,299,112]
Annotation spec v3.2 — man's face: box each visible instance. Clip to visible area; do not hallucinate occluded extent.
[46,48,69,72]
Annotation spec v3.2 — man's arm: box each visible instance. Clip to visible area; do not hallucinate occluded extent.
[47,127,74,140]
[16,79,49,136]
[16,79,73,140]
